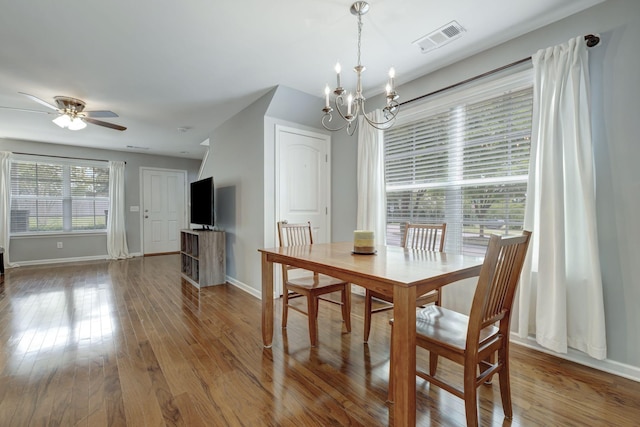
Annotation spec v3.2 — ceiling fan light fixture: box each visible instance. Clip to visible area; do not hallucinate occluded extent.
[53,114,71,128]
[52,113,87,130]
[10,92,127,131]
[68,117,87,130]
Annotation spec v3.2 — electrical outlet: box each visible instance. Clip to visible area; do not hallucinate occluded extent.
[57,242,63,249]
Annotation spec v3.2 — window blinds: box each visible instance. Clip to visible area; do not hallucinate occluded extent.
[10,158,110,233]
[385,85,533,255]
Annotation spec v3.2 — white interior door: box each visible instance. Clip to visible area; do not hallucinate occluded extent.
[275,125,331,295]
[142,168,186,254]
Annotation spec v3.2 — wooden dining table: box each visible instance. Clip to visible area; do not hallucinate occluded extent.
[259,241,483,427]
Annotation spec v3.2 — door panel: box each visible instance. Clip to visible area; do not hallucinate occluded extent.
[275,126,331,295]
[142,168,186,254]
[278,128,330,243]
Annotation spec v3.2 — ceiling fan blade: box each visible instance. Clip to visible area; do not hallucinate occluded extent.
[83,117,127,131]
[19,92,59,111]
[0,106,55,114]
[83,110,119,118]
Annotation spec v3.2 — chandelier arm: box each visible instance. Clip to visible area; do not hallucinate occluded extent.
[332,94,358,125]
[322,113,350,132]
[333,95,350,121]
[362,111,399,126]
[362,115,397,130]
[358,99,400,127]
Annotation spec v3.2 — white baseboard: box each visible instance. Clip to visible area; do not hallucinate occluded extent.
[225,276,261,300]
[10,252,143,267]
[14,255,108,266]
[511,334,640,383]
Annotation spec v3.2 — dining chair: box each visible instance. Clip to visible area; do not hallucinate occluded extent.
[388,230,531,427]
[363,222,446,342]
[277,221,351,347]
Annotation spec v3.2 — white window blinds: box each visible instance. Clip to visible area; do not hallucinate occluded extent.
[385,73,533,255]
[10,157,110,233]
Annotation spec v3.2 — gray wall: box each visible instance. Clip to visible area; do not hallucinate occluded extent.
[1,138,201,261]
[201,85,334,296]
[342,0,640,369]
[200,88,274,293]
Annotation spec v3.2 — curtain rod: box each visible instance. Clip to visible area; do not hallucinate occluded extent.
[400,34,600,107]
[13,152,126,164]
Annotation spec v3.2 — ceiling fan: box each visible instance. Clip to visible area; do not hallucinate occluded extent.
[0,92,126,131]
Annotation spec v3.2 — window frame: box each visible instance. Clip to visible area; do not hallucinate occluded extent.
[9,155,110,236]
[384,68,534,255]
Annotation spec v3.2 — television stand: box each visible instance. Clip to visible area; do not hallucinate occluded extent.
[180,229,226,288]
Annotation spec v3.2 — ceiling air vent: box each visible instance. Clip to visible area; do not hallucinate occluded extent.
[413,20,466,54]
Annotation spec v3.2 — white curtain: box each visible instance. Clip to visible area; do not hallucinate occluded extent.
[107,161,131,259]
[0,151,15,269]
[518,37,606,360]
[356,110,387,244]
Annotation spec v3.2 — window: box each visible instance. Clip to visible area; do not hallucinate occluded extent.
[10,156,110,234]
[385,71,533,255]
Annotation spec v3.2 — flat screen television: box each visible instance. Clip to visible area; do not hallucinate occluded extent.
[190,177,215,229]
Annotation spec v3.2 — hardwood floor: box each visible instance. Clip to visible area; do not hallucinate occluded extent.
[0,255,638,426]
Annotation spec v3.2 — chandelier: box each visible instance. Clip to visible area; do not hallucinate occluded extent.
[322,1,399,136]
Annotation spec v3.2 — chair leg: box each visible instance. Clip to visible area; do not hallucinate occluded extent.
[498,347,513,419]
[282,290,289,328]
[314,296,320,318]
[342,284,352,332]
[364,290,373,342]
[464,361,479,427]
[387,322,394,403]
[307,295,318,347]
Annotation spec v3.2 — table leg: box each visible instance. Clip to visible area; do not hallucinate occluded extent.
[392,285,417,426]
[261,252,274,348]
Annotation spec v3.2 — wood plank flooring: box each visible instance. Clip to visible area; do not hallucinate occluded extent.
[0,255,638,426]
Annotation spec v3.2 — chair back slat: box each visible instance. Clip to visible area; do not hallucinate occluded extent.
[278,221,313,247]
[483,243,517,322]
[402,222,446,252]
[468,231,531,343]
[277,221,314,279]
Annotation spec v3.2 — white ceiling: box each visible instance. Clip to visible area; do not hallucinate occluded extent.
[0,0,603,159]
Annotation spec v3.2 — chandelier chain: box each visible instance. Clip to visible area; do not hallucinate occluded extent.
[357,13,363,67]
